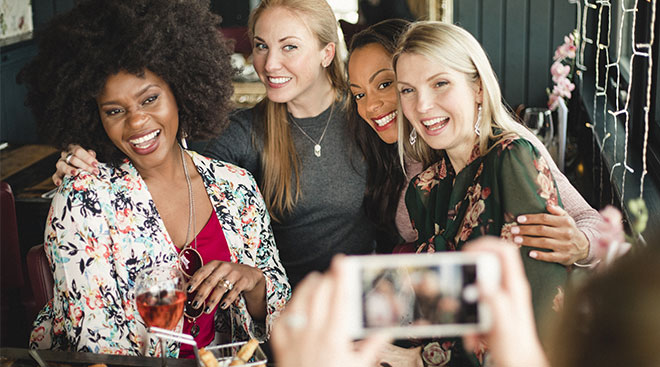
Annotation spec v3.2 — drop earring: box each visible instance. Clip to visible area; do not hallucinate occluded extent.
[409,128,417,145]
[474,105,482,137]
[181,132,189,149]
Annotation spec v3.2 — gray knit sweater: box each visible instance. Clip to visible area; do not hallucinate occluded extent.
[204,102,377,287]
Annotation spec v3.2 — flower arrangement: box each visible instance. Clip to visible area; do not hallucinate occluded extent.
[592,198,649,269]
[547,32,578,111]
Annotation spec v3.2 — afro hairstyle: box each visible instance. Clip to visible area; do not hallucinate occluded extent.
[18,0,235,165]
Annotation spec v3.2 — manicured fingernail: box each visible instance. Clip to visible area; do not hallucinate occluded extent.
[70,169,77,175]
[517,215,527,223]
[221,302,228,310]
[511,226,520,234]
[529,251,538,258]
[514,236,523,244]
[186,285,192,292]
[93,169,100,175]
[204,306,211,313]
[192,301,199,308]
[92,162,98,168]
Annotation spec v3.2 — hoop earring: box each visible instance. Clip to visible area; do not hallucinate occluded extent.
[474,105,482,137]
[409,128,417,145]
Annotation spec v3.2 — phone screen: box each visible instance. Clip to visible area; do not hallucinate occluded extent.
[360,263,479,329]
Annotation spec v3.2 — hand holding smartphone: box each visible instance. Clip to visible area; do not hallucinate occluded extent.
[344,252,500,339]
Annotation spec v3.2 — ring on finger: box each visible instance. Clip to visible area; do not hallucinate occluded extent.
[65,152,74,165]
[221,278,234,291]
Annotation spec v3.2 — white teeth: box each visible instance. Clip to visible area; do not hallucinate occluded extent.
[268,77,291,84]
[130,130,160,146]
[422,117,449,130]
[373,111,397,127]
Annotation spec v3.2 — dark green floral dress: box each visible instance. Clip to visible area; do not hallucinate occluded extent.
[406,135,567,366]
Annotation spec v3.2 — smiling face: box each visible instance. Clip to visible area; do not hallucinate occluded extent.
[348,43,399,144]
[396,52,482,166]
[251,6,334,109]
[96,69,179,173]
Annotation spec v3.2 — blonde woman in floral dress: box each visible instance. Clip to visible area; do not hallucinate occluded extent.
[394,22,566,366]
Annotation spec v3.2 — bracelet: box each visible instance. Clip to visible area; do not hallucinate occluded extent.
[572,258,601,268]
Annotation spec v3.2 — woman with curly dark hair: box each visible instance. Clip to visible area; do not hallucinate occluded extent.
[51,0,382,290]
[20,0,290,358]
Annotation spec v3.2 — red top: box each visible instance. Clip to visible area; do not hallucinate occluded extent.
[175,213,231,358]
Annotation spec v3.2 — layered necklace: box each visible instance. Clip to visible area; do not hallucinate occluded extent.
[288,103,334,157]
[178,147,204,337]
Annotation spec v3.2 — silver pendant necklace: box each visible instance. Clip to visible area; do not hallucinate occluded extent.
[288,104,334,157]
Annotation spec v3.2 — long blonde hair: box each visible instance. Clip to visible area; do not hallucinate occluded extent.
[393,21,526,167]
[248,0,346,222]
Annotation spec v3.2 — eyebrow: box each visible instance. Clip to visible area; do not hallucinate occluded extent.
[369,68,393,83]
[426,72,449,81]
[397,72,449,86]
[349,68,393,89]
[253,35,302,43]
[99,84,159,106]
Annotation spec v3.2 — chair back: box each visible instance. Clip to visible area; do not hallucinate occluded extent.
[26,244,53,320]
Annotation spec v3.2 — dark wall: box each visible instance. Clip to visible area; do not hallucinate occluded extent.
[454,0,576,109]
[211,1,250,27]
[0,0,75,144]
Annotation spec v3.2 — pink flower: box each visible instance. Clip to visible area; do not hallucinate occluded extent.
[551,61,571,82]
[548,92,561,111]
[553,34,577,60]
[500,222,518,244]
[552,77,575,99]
[415,160,446,193]
[593,206,631,266]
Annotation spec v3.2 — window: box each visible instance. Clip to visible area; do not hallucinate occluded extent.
[327,0,359,23]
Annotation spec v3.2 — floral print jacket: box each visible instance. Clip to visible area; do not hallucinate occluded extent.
[406,136,567,366]
[29,150,291,357]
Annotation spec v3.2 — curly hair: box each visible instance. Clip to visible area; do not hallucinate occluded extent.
[18,0,235,165]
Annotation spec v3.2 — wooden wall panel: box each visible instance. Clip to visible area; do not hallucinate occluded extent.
[453,0,576,109]
[504,0,528,107]
[481,1,505,83]
[528,0,553,107]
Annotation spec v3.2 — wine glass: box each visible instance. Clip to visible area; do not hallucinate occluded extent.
[522,107,554,147]
[135,266,186,360]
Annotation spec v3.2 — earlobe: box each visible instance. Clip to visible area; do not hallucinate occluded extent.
[476,79,484,104]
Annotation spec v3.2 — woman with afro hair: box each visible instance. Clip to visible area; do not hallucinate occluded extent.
[20,0,290,358]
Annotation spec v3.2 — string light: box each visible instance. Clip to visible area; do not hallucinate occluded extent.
[578,0,655,203]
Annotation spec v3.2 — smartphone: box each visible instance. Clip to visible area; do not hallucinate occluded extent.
[344,252,500,339]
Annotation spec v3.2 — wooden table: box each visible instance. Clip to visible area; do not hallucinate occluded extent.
[0,348,198,367]
[0,144,59,200]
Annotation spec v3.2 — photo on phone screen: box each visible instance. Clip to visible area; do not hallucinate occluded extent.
[362,263,477,327]
[345,253,498,339]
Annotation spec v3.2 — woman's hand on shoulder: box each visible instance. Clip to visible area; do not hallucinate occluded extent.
[53,144,99,186]
[511,204,589,266]
[187,261,265,313]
